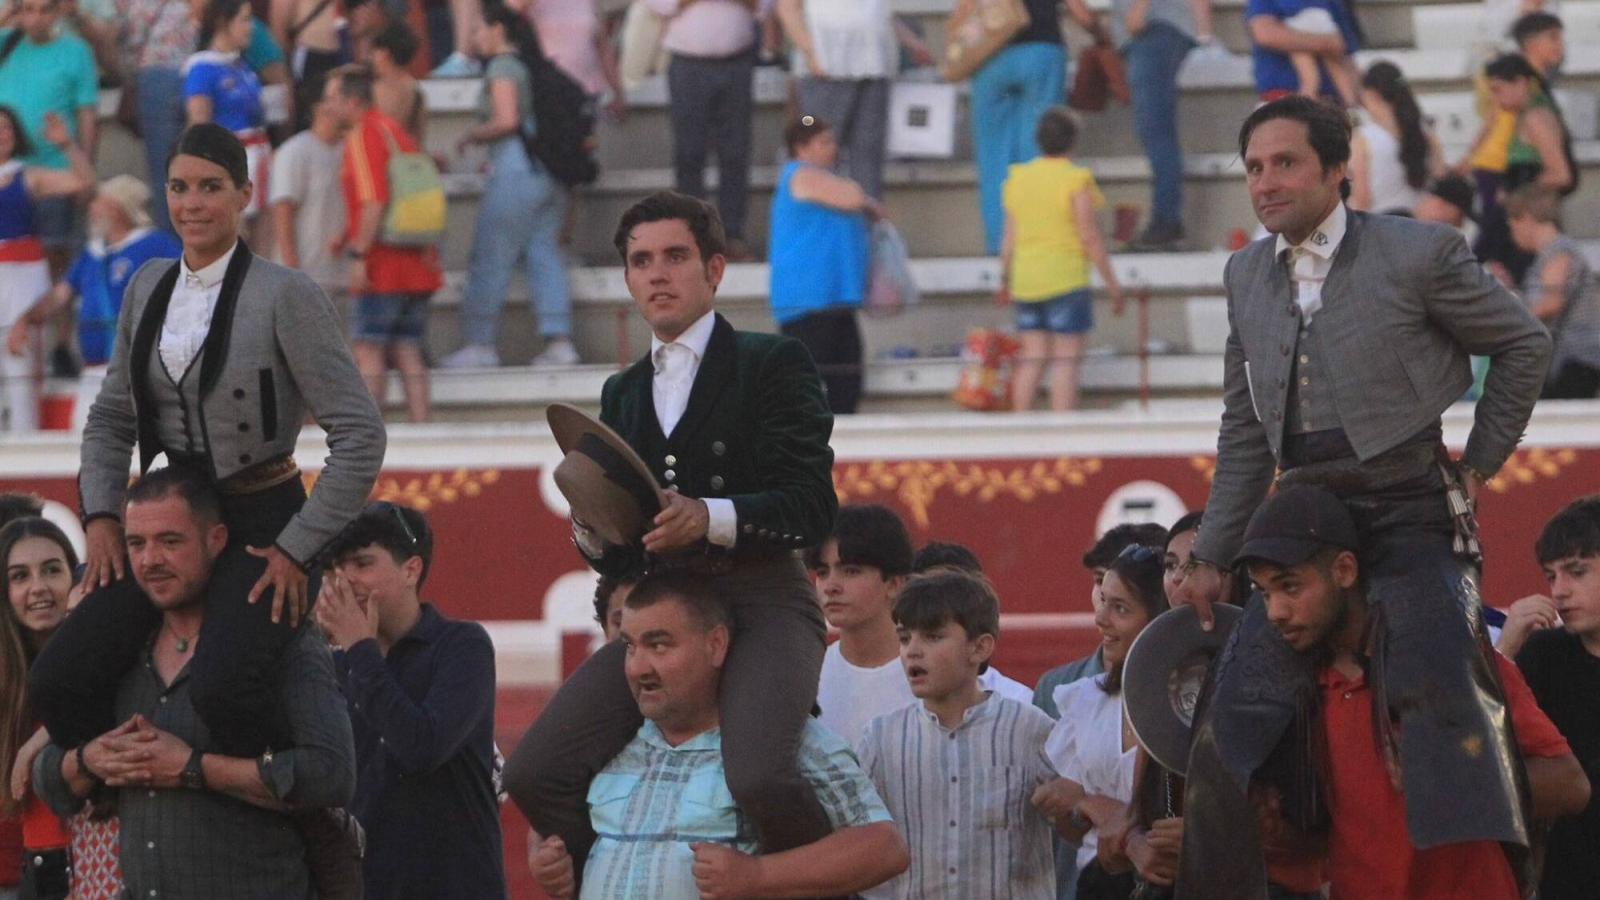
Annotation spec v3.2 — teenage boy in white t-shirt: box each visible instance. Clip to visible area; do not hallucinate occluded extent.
[811,504,918,746]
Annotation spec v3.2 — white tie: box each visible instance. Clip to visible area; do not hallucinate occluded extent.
[654,343,694,436]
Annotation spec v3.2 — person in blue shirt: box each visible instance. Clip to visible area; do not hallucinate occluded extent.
[767,115,877,414]
[314,502,507,900]
[1244,0,1359,102]
[8,175,180,432]
[184,0,272,221]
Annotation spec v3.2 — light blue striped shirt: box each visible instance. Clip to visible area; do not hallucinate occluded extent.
[581,718,893,899]
[858,693,1059,900]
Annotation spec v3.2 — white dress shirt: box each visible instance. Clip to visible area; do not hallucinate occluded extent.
[1274,202,1347,323]
[649,310,738,548]
[159,242,238,378]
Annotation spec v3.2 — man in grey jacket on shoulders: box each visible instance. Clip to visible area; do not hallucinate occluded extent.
[1169,97,1550,900]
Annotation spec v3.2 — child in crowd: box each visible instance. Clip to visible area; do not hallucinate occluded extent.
[997,107,1121,412]
[811,511,1034,746]
[857,570,1058,899]
[1035,544,1168,900]
[1281,2,1358,106]
[1505,185,1600,399]
[810,505,917,746]
[1516,496,1600,900]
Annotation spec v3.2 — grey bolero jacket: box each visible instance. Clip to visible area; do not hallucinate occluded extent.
[78,242,387,566]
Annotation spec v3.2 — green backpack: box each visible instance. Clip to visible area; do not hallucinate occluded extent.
[377,121,446,248]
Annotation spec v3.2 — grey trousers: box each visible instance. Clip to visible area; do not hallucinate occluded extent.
[667,50,756,240]
[795,77,890,200]
[503,554,830,882]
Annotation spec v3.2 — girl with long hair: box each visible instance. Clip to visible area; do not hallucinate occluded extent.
[1036,544,1170,900]
[183,0,271,221]
[1349,61,1442,213]
[2,518,121,900]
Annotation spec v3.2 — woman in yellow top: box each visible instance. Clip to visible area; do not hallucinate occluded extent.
[996,107,1123,411]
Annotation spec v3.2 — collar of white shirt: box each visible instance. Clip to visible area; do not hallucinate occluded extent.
[180,241,238,292]
[1274,202,1347,265]
[650,310,717,371]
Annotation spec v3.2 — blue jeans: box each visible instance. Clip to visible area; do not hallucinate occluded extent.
[461,139,573,346]
[971,41,1066,253]
[1123,22,1195,231]
[136,67,186,233]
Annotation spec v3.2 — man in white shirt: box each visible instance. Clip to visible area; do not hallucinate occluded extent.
[506,191,840,891]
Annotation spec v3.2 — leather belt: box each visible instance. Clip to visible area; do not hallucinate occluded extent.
[168,453,301,496]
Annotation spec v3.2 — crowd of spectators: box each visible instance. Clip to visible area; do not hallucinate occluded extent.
[0,0,1597,432]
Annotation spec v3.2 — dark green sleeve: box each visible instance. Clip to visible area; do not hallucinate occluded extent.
[726,338,837,548]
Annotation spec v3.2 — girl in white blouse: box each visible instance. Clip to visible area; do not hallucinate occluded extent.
[1036,543,1170,900]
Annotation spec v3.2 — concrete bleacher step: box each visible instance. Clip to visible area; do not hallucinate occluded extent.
[1412,0,1600,51]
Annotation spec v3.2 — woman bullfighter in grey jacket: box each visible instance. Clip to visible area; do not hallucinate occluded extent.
[29,124,386,764]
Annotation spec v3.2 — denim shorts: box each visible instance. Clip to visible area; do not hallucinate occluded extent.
[1014,288,1094,335]
[353,293,430,344]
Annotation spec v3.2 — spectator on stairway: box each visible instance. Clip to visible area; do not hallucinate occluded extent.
[108,0,201,233]
[185,0,273,232]
[1413,173,1477,243]
[270,74,350,294]
[186,0,295,135]
[970,0,1067,255]
[1242,0,1359,103]
[347,0,434,79]
[1064,0,1198,252]
[767,115,875,414]
[775,0,932,201]
[1348,61,1442,214]
[996,107,1121,413]
[325,63,442,423]
[441,3,579,371]
[270,0,347,130]
[1470,52,1574,283]
[429,0,484,76]
[1505,185,1600,400]
[644,0,763,259]
[8,175,180,434]
[0,109,95,434]
[0,0,101,278]
[367,21,428,142]
[522,0,627,120]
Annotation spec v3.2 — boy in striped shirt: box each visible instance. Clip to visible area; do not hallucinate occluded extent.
[857,570,1059,899]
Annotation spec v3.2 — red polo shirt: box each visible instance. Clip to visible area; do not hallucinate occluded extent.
[1319,652,1569,900]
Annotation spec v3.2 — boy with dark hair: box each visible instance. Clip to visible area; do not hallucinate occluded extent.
[911,541,983,574]
[812,511,1031,744]
[857,570,1058,899]
[1516,495,1600,900]
[315,502,506,900]
[809,505,916,745]
[592,575,637,643]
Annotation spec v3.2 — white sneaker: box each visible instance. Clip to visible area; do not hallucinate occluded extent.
[431,52,483,79]
[439,344,500,369]
[1190,38,1234,62]
[531,338,580,367]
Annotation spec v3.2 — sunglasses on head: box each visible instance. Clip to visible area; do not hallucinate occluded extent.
[1116,543,1160,563]
[372,501,419,550]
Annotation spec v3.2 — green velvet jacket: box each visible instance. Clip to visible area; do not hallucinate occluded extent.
[592,313,837,576]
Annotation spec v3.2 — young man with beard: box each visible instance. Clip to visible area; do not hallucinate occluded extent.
[1236,485,1589,900]
[315,502,505,900]
[31,467,357,900]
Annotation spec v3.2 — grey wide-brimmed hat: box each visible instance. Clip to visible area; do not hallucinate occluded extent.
[1123,603,1244,775]
[547,403,666,548]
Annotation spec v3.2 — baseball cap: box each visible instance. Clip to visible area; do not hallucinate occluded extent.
[1235,485,1360,568]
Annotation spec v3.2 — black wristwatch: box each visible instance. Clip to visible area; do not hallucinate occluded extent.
[181,749,206,790]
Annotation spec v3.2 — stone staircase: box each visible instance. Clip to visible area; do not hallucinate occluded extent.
[86,0,1600,417]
